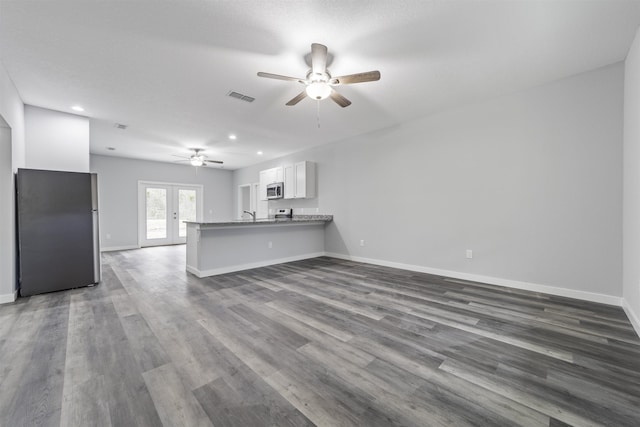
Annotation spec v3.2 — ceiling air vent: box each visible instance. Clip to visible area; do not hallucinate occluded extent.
[114,123,128,130]
[227,91,255,103]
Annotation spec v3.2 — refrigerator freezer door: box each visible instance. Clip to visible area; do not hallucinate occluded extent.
[17,169,97,296]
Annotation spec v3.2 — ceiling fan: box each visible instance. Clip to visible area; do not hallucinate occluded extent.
[173,149,223,167]
[257,43,381,108]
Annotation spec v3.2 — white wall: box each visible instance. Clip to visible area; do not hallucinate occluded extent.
[25,105,90,172]
[0,62,25,303]
[0,125,14,302]
[234,63,624,304]
[623,28,640,334]
[90,154,234,250]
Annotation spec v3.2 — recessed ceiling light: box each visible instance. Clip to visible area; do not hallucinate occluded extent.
[257,151,263,155]
[71,105,84,112]
[229,134,237,140]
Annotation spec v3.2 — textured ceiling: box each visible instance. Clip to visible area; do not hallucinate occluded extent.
[1,0,640,169]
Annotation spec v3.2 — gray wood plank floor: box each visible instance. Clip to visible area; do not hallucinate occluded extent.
[1,245,639,426]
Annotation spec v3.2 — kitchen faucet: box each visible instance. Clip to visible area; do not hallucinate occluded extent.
[243,210,256,221]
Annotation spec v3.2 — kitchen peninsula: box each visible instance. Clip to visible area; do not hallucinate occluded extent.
[185,215,333,277]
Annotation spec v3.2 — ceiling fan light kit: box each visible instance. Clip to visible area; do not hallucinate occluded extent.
[305,81,332,100]
[173,148,223,167]
[190,155,204,167]
[258,43,380,108]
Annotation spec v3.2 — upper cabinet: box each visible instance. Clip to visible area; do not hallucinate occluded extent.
[259,166,283,201]
[260,161,316,201]
[261,166,283,185]
[284,161,316,199]
[283,164,295,199]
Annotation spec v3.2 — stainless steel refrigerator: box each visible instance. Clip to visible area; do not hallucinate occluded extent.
[16,168,100,297]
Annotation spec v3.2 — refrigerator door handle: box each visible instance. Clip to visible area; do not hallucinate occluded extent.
[91,174,101,284]
[92,210,101,284]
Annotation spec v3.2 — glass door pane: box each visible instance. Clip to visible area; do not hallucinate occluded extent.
[178,189,197,238]
[146,187,167,239]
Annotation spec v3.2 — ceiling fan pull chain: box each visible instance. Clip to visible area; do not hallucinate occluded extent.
[317,100,321,128]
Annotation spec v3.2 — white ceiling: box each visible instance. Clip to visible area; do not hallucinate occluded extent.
[1,0,640,170]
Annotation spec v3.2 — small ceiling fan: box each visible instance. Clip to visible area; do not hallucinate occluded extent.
[258,43,380,108]
[173,149,223,167]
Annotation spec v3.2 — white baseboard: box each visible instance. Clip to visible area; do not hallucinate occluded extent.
[622,298,640,338]
[325,252,622,306]
[0,290,17,304]
[101,245,140,252]
[188,252,327,278]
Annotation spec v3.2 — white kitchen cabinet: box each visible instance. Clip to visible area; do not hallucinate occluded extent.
[262,166,283,184]
[259,166,284,201]
[276,167,283,183]
[295,161,316,198]
[284,161,316,199]
[283,164,295,199]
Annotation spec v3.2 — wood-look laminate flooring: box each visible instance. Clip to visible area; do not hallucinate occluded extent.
[1,246,640,426]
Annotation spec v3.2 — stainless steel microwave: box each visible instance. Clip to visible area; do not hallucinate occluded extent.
[266,182,284,199]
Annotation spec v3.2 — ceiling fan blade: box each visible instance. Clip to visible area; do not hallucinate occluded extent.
[204,159,224,164]
[257,72,304,83]
[330,89,351,108]
[331,70,381,85]
[286,91,308,106]
[172,154,189,159]
[311,43,328,75]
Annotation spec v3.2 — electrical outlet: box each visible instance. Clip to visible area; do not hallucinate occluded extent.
[268,241,273,249]
[106,233,111,239]
[360,240,365,247]
[466,249,473,259]
[315,208,319,213]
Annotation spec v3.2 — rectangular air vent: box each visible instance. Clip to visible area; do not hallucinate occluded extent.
[227,91,255,103]
[114,123,128,130]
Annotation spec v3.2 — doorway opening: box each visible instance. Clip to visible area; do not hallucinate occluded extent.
[238,184,251,219]
[0,116,16,302]
[237,182,267,220]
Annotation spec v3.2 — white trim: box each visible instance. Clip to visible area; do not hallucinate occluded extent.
[0,290,17,304]
[187,252,326,278]
[622,298,640,338]
[101,245,140,252]
[137,179,203,187]
[325,252,622,306]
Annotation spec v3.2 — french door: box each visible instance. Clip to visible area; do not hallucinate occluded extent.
[138,182,202,247]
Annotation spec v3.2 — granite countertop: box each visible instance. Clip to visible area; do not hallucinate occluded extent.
[186,215,333,227]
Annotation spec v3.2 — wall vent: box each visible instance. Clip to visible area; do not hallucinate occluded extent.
[227,91,255,103]
[114,123,128,130]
